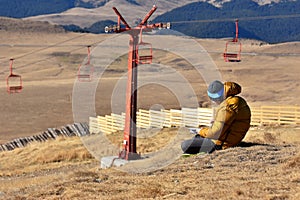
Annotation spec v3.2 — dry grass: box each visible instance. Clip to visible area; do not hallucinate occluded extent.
[0,127,299,199]
[105,127,181,154]
[0,137,93,176]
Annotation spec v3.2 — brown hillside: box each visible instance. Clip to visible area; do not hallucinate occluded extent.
[0,17,65,33]
[25,0,201,27]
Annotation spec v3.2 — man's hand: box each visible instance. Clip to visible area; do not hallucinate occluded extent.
[199,127,209,138]
[189,128,202,135]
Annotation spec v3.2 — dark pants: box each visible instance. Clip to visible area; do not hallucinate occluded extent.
[181,136,221,154]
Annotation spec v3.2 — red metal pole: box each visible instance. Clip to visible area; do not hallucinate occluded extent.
[108,6,165,160]
[87,46,91,65]
[113,7,131,29]
[140,6,157,26]
[9,58,14,75]
[234,19,239,42]
[122,30,139,160]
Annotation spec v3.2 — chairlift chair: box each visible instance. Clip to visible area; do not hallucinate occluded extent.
[136,29,153,64]
[77,46,94,82]
[6,59,23,94]
[223,19,242,62]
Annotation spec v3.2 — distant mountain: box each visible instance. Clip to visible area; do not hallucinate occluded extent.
[0,0,75,18]
[63,0,300,43]
[0,0,112,18]
[0,0,200,19]
[0,17,65,33]
[21,0,201,28]
[0,1,293,18]
[153,0,300,43]
[0,0,299,43]
[62,20,116,33]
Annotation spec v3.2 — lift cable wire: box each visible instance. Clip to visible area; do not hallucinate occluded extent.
[0,33,88,64]
[169,13,300,24]
[1,38,300,76]
[0,35,106,74]
[1,13,299,49]
[15,38,105,70]
[0,12,299,74]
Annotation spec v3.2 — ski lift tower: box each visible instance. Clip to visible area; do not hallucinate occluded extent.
[105,5,170,160]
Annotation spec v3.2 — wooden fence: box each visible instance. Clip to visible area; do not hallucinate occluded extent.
[250,106,300,126]
[89,107,214,134]
[1,106,299,152]
[0,123,89,152]
[89,106,300,134]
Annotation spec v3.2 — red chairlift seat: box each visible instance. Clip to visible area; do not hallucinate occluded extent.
[6,59,23,94]
[223,20,242,62]
[77,46,94,82]
[77,64,94,82]
[223,40,242,62]
[136,29,153,64]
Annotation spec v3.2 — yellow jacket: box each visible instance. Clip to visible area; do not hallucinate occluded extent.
[199,82,251,149]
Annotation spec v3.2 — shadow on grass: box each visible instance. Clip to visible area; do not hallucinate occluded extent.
[237,141,273,148]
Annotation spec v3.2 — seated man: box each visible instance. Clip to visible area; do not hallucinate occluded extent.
[181,80,251,154]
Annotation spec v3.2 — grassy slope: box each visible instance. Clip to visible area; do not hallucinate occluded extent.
[0,127,299,199]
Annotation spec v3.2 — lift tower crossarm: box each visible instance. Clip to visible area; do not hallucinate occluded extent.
[139,5,157,26]
[106,6,170,34]
[112,7,131,32]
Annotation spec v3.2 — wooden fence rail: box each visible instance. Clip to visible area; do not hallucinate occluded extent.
[1,106,299,152]
[0,123,89,152]
[250,106,300,126]
[89,106,300,134]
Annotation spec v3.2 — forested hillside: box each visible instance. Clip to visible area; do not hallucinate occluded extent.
[63,0,300,43]
[0,0,299,43]
[0,0,145,18]
[0,0,75,18]
[153,0,300,43]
